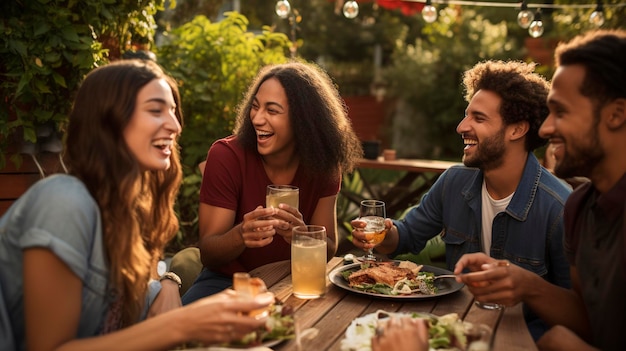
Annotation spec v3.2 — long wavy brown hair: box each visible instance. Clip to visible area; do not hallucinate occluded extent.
[65,60,183,326]
[234,61,363,179]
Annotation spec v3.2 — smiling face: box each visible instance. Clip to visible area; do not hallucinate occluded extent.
[250,77,295,158]
[123,78,181,171]
[457,90,507,171]
[540,65,604,179]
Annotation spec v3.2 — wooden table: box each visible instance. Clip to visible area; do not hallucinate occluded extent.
[341,158,460,216]
[249,257,537,351]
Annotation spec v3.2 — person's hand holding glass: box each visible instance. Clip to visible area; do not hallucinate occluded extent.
[265,185,305,243]
[354,200,387,261]
[454,252,520,310]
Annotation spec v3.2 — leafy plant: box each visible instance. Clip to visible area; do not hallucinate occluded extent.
[382,7,523,160]
[0,0,166,168]
[156,12,291,248]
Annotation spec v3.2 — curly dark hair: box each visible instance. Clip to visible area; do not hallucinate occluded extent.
[234,61,363,178]
[555,29,626,114]
[462,60,550,151]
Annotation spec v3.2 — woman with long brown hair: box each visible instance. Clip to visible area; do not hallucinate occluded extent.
[0,60,273,351]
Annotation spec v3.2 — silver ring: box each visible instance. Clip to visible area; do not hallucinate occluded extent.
[375,326,384,337]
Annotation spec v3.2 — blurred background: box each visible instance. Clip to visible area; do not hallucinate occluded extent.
[1,0,625,252]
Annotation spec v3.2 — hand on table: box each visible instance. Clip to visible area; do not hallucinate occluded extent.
[537,325,599,351]
[453,252,530,307]
[371,317,429,351]
[240,206,282,248]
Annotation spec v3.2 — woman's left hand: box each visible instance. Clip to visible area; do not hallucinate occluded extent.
[272,204,304,243]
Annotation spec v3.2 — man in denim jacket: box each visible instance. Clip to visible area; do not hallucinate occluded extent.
[352,60,571,340]
[455,30,626,351]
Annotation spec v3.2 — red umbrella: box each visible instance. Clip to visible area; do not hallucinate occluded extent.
[332,0,426,17]
[376,0,425,16]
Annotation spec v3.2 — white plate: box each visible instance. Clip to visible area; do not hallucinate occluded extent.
[184,339,282,350]
[328,261,464,300]
[340,310,491,351]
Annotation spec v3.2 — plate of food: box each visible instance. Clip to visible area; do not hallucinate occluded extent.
[179,275,296,351]
[179,303,296,350]
[225,303,295,348]
[328,260,464,300]
[340,310,491,351]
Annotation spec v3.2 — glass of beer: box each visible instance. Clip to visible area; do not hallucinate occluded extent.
[359,200,387,261]
[291,225,327,299]
[266,185,299,209]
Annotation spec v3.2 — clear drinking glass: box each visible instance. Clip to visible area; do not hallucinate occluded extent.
[474,261,509,310]
[474,301,504,310]
[291,225,327,299]
[266,185,299,209]
[358,200,386,261]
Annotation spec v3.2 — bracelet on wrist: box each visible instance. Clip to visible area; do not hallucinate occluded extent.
[159,271,182,288]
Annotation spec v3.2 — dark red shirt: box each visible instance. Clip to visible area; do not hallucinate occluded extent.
[199,136,340,275]
[563,173,626,351]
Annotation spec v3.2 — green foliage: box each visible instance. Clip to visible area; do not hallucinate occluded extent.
[550,0,626,39]
[157,12,291,168]
[382,7,523,159]
[0,0,165,168]
[156,12,291,247]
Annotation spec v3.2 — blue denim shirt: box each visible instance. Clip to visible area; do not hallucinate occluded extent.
[392,154,571,339]
[0,175,162,351]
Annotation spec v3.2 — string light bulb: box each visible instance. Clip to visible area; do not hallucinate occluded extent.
[589,0,605,27]
[343,1,359,19]
[528,9,544,38]
[422,0,438,23]
[275,0,291,19]
[517,1,534,29]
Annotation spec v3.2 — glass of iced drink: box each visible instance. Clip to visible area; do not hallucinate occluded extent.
[291,225,327,299]
[266,185,299,209]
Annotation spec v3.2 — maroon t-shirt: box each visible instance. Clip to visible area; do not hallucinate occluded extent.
[199,136,340,276]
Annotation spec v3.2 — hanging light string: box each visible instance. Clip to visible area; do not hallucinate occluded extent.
[399,0,625,9]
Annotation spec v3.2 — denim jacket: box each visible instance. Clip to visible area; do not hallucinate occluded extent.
[393,154,571,289]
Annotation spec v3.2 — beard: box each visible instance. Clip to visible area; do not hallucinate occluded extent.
[462,127,506,171]
[554,124,604,179]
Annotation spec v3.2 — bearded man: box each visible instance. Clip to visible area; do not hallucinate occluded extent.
[351,60,572,340]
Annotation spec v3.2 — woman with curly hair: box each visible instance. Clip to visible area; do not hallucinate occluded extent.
[0,60,273,351]
[182,61,363,303]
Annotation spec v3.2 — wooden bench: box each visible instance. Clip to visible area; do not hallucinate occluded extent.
[0,152,64,216]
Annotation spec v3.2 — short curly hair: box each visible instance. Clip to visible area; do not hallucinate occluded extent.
[462,60,550,151]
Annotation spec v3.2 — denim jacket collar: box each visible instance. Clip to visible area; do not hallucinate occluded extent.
[462,153,541,222]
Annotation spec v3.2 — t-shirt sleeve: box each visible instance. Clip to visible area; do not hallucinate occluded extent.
[199,140,243,211]
[17,177,102,281]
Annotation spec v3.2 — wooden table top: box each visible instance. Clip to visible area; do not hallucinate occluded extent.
[357,158,461,174]
[248,257,537,351]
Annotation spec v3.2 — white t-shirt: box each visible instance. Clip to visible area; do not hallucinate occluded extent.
[481,180,514,256]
